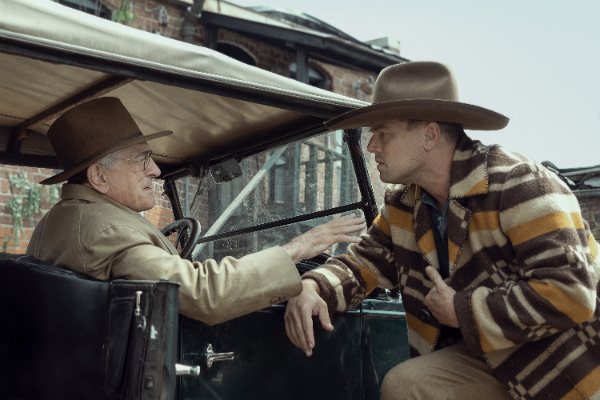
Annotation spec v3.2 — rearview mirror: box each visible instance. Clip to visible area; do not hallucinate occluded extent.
[210,159,243,183]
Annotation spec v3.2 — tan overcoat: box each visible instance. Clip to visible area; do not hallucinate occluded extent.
[27,184,302,325]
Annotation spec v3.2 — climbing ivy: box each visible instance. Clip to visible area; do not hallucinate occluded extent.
[111,0,136,25]
[2,172,60,252]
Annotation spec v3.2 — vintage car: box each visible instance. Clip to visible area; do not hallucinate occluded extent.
[0,1,409,399]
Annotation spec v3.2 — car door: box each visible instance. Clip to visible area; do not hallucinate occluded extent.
[174,130,409,400]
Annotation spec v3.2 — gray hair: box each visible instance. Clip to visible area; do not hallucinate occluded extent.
[66,148,125,184]
[95,149,124,169]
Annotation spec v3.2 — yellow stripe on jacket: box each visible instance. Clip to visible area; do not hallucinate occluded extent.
[506,211,585,246]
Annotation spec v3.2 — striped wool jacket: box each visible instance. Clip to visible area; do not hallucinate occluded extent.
[304,135,600,400]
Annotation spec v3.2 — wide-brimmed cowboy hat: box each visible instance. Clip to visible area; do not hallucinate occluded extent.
[325,61,509,131]
[40,97,172,185]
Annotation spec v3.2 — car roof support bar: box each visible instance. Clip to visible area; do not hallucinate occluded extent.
[7,75,133,154]
[344,128,378,227]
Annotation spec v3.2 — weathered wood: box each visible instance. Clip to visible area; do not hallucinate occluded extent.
[304,144,318,212]
[324,151,334,209]
[284,143,301,212]
[340,142,352,205]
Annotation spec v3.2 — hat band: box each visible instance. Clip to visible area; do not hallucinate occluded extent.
[67,131,144,170]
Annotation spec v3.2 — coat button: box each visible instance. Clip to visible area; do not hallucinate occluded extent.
[279,295,287,302]
[419,309,431,322]
[270,297,279,305]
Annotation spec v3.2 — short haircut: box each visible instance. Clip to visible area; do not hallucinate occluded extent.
[66,150,122,184]
[405,119,465,143]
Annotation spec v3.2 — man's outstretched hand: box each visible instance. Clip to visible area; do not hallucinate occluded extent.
[285,279,333,356]
[282,214,366,264]
[283,214,364,356]
[425,266,459,328]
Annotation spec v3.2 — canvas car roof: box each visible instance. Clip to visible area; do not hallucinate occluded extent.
[0,0,368,173]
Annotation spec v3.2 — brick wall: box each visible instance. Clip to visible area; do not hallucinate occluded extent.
[218,28,295,76]
[101,0,187,40]
[1,167,59,254]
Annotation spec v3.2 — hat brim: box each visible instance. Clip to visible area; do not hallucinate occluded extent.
[39,130,172,185]
[325,99,509,131]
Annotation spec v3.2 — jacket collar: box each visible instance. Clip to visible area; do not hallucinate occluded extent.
[60,183,176,253]
[399,135,490,207]
[61,183,149,220]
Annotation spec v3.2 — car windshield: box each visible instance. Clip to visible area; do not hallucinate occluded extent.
[176,130,365,262]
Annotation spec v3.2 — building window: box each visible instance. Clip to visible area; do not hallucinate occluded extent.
[59,0,112,19]
[216,43,256,66]
[289,63,327,89]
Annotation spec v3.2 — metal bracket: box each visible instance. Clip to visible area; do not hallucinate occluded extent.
[203,343,234,368]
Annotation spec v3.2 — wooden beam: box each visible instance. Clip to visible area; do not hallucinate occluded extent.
[296,47,309,84]
[8,75,133,154]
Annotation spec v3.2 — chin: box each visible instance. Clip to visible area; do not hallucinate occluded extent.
[143,202,156,212]
[378,174,395,184]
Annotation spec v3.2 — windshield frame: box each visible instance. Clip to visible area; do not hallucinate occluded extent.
[161,128,378,256]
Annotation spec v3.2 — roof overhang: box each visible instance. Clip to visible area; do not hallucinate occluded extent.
[199,9,408,72]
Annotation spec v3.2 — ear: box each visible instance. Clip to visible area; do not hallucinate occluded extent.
[85,164,110,194]
[423,122,441,151]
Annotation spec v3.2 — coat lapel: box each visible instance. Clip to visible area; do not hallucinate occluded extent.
[446,136,490,276]
[412,187,440,272]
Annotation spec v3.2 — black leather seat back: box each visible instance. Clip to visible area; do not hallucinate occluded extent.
[0,253,110,399]
[0,253,180,400]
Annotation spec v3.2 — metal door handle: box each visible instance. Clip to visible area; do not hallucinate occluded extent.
[204,343,234,368]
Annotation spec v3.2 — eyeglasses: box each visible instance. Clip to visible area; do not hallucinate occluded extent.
[114,150,153,170]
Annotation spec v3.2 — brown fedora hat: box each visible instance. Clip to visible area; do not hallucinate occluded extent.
[40,97,172,185]
[325,62,509,131]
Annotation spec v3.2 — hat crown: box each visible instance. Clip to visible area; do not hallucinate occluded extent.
[373,62,459,104]
[47,97,141,171]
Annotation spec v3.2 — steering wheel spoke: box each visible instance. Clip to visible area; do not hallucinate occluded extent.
[161,218,202,260]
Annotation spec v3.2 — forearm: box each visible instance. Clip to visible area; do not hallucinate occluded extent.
[304,211,401,313]
[106,234,303,325]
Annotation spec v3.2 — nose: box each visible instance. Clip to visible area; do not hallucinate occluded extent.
[146,156,161,178]
[367,133,380,154]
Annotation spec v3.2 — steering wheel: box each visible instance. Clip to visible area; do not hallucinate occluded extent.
[161,218,202,260]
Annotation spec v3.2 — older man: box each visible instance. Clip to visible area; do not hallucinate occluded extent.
[284,62,600,400]
[27,97,365,326]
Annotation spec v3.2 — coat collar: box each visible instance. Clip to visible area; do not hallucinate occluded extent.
[60,183,177,254]
[61,183,133,213]
[398,135,490,208]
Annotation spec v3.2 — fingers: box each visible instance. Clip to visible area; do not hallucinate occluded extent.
[335,235,362,244]
[315,214,366,245]
[295,305,314,355]
[284,281,323,356]
[425,266,445,288]
[285,314,299,347]
[285,305,313,356]
[425,285,437,306]
[317,302,334,332]
[323,214,366,233]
